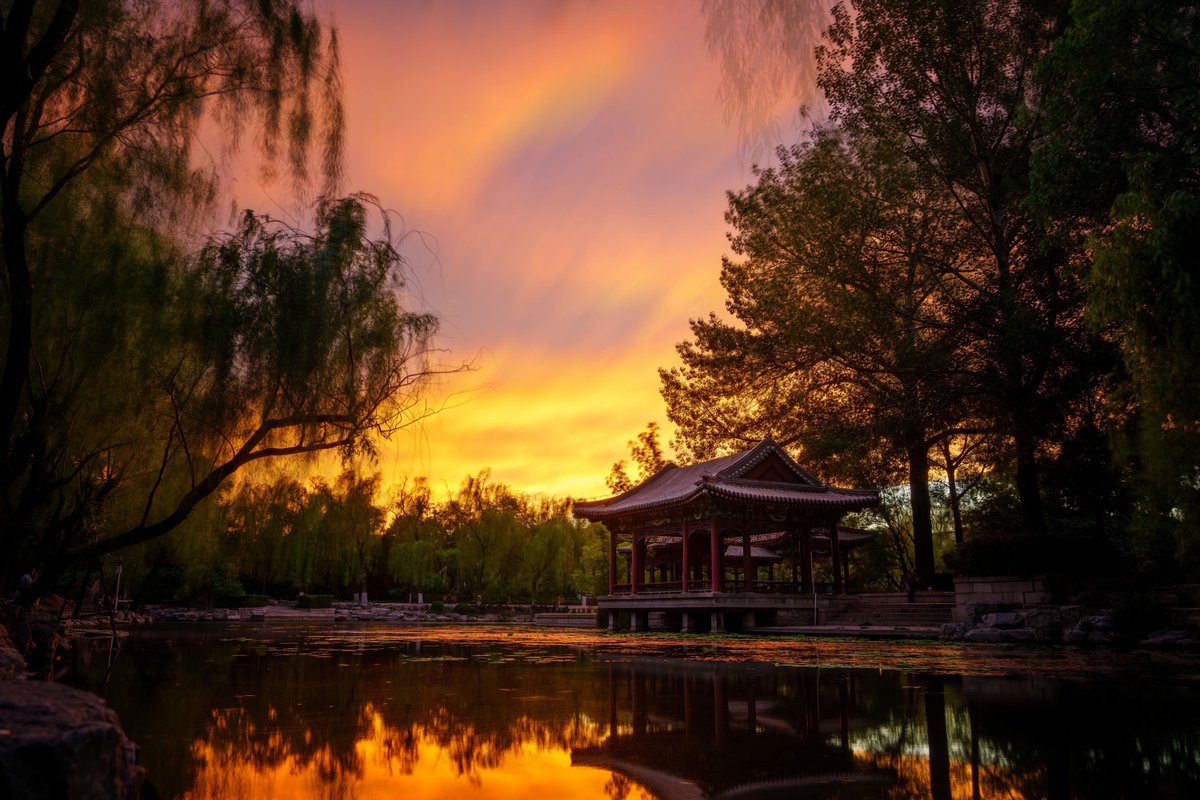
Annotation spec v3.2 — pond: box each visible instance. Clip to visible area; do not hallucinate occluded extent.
[63,624,1200,799]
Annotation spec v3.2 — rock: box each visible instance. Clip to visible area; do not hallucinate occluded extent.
[0,608,62,673]
[1081,614,1114,632]
[980,611,1024,629]
[1020,610,1066,641]
[1065,622,1117,645]
[964,627,1037,643]
[939,622,972,641]
[964,602,1020,622]
[0,681,144,799]
[1139,630,1200,651]
[1057,605,1084,625]
[1063,626,1090,645]
[0,626,25,680]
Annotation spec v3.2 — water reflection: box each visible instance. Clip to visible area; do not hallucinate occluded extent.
[63,625,1200,799]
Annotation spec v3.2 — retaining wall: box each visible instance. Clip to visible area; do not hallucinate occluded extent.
[953,576,1050,622]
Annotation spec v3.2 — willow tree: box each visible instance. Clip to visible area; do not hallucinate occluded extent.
[2,1,340,583]
[15,194,446,588]
[662,126,974,580]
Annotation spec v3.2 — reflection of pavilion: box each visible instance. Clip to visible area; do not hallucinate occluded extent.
[572,661,894,800]
[573,440,879,632]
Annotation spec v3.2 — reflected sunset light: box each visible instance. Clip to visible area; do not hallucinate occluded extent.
[182,703,651,800]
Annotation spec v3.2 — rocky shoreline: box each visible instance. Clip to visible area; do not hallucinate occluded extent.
[940,602,1200,650]
[0,606,145,800]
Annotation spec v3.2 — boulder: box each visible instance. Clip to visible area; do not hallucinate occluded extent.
[939,622,972,641]
[963,627,1011,643]
[1080,614,1114,632]
[0,625,25,681]
[1139,630,1200,651]
[1020,610,1066,641]
[0,681,144,799]
[963,602,1020,622]
[980,611,1024,629]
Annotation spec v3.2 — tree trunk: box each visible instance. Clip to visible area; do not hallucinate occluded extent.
[941,439,965,545]
[0,204,31,474]
[1013,422,1046,536]
[908,440,936,583]
[924,675,953,800]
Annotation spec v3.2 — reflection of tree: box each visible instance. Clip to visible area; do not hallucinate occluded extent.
[66,629,1200,799]
[604,772,634,800]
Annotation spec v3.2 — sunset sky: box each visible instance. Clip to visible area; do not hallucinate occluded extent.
[225,0,827,500]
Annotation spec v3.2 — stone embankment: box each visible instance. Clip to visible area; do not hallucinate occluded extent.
[939,576,1200,649]
[0,604,146,799]
[941,602,1200,650]
[143,600,537,625]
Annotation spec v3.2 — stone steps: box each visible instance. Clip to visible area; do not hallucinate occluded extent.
[824,601,955,628]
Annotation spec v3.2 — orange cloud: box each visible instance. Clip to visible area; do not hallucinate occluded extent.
[220,0,826,501]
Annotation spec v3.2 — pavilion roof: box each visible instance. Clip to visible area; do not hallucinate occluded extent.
[573,439,878,522]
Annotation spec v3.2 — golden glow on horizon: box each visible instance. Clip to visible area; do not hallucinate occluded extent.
[182,705,653,800]
[218,0,815,500]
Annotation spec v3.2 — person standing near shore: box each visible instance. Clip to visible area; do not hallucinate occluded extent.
[17,568,38,604]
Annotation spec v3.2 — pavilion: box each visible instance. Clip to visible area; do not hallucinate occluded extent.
[573,439,880,632]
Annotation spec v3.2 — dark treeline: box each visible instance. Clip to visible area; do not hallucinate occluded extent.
[669,0,1200,583]
[128,469,609,607]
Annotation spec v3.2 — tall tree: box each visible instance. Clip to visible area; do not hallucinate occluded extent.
[1033,0,1200,570]
[662,126,973,579]
[815,0,1086,536]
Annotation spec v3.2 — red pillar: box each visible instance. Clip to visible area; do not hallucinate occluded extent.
[681,521,690,593]
[742,529,752,592]
[608,528,617,594]
[830,518,843,595]
[709,518,723,592]
[631,529,641,594]
[790,531,799,592]
[800,522,813,593]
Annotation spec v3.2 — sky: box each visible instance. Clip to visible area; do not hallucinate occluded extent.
[224,0,824,501]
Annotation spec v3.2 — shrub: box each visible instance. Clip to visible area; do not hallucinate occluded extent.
[212,574,246,607]
[429,601,444,613]
[296,594,333,609]
[237,594,270,608]
[1111,592,1171,640]
[453,602,475,615]
[944,534,1124,577]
